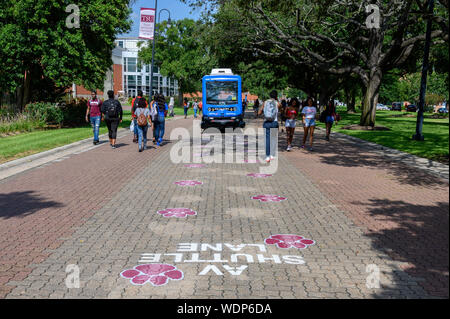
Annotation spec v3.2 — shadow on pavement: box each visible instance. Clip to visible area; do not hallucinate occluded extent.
[353,198,449,298]
[0,191,63,219]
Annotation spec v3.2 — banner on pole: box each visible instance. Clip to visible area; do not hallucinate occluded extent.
[139,8,156,40]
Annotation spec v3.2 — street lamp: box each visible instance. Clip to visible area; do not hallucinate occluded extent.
[149,0,171,99]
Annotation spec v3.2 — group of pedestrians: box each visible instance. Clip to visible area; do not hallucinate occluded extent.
[183,98,202,119]
[85,90,168,152]
[86,90,123,149]
[258,91,339,162]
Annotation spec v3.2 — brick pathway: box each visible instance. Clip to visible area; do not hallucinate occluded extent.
[0,114,448,299]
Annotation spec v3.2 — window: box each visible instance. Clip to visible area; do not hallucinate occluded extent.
[137,75,142,86]
[146,76,150,86]
[128,75,136,86]
[146,65,150,73]
[127,58,137,73]
[206,81,239,105]
[123,58,127,72]
[152,65,159,74]
[152,76,158,87]
[118,41,124,48]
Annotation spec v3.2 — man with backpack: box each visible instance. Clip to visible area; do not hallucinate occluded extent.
[101,90,123,149]
[152,93,168,146]
[135,98,152,152]
[258,90,280,163]
[131,90,148,144]
[85,91,103,145]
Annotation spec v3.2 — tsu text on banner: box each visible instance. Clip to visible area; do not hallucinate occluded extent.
[139,8,156,40]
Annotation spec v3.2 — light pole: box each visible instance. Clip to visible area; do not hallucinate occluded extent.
[413,0,435,141]
[149,1,171,99]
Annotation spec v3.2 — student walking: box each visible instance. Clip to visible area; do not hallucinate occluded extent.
[169,97,175,117]
[284,98,299,151]
[301,97,317,151]
[85,91,103,145]
[183,98,189,119]
[101,90,123,149]
[323,100,339,141]
[258,90,279,163]
[153,94,168,146]
[193,99,199,118]
[131,90,148,144]
[135,98,152,152]
[253,99,260,118]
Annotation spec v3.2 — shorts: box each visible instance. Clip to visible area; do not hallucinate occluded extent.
[285,119,296,128]
[325,116,334,123]
[304,118,316,127]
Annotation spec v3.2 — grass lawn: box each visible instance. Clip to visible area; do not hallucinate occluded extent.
[0,107,201,164]
[316,110,449,163]
[0,111,133,164]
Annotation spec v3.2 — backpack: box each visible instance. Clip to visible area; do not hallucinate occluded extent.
[264,99,277,122]
[106,100,119,118]
[137,110,148,127]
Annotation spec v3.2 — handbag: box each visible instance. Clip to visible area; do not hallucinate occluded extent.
[130,120,134,132]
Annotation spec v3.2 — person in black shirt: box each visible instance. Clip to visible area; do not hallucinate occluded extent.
[101,90,123,149]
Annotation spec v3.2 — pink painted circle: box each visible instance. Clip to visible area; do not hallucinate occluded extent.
[157,208,197,218]
[184,164,205,168]
[265,234,316,250]
[174,180,203,187]
[251,195,287,202]
[247,173,272,178]
[120,263,184,286]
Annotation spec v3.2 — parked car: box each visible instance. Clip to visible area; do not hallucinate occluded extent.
[376,103,390,111]
[406,104,417,112]
[391,102,402,111]
[438,108,449,114]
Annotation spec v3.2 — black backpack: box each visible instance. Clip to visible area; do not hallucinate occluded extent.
[106,100,119,118]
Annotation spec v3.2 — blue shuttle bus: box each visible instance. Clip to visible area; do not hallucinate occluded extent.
[201,69,246,130]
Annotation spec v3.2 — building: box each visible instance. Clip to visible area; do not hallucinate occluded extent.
[71,37,179,100]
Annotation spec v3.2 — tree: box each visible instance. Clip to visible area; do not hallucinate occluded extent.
[183,0,449,126]
[0,0,132,109]
[139,19,216,106]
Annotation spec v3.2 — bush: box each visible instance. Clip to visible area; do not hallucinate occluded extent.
[25,102,64,125]
[61,99,89,126]
[0,112,45,134]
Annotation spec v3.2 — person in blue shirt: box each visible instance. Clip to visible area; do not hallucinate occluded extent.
[153,93,168,146]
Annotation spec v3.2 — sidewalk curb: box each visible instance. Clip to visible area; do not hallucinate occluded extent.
[318,127,449,181]
[0,115,188,172]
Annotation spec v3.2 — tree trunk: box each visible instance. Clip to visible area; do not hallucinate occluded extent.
[346,88,356,113]
[360,70,382,127]
[22,70,32,111]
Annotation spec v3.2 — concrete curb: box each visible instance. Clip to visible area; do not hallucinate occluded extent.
[317,127,449,181]
[0,115,188,174]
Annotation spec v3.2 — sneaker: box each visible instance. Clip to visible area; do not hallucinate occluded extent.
[265,157,271,163]
[308,147,313,151]
[156,141,160,146]
[301,145,305,149]
[139,148,142,152]
[286,145,292,151]
[143,145,147,150]
[112,145,116,149]
[159,138,163,145]
[325,136,330,141]
[270,155,275,160]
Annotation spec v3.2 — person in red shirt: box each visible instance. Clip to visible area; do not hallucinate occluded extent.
[85,91,103,145]
[284,98,299,151]
[131,90,148,143]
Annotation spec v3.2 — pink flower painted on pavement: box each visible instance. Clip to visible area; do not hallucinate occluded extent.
[184,164,205,168]
[157,208,197,218]
[265,234,315,250]
[174,180,203,187]
[120,264,184,286]
[251,195,287,202]
[247,173,272,178]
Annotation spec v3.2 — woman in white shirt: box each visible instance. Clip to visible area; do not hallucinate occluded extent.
[301,97,317,151]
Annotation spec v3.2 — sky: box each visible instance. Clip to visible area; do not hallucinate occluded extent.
[120,0,203,37]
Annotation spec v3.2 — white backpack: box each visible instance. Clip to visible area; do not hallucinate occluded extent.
[264,99,277,121]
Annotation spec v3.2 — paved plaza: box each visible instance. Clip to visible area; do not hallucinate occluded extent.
[0,113,448,299]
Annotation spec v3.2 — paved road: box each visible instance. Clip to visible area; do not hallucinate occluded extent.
[0,113,448,299]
